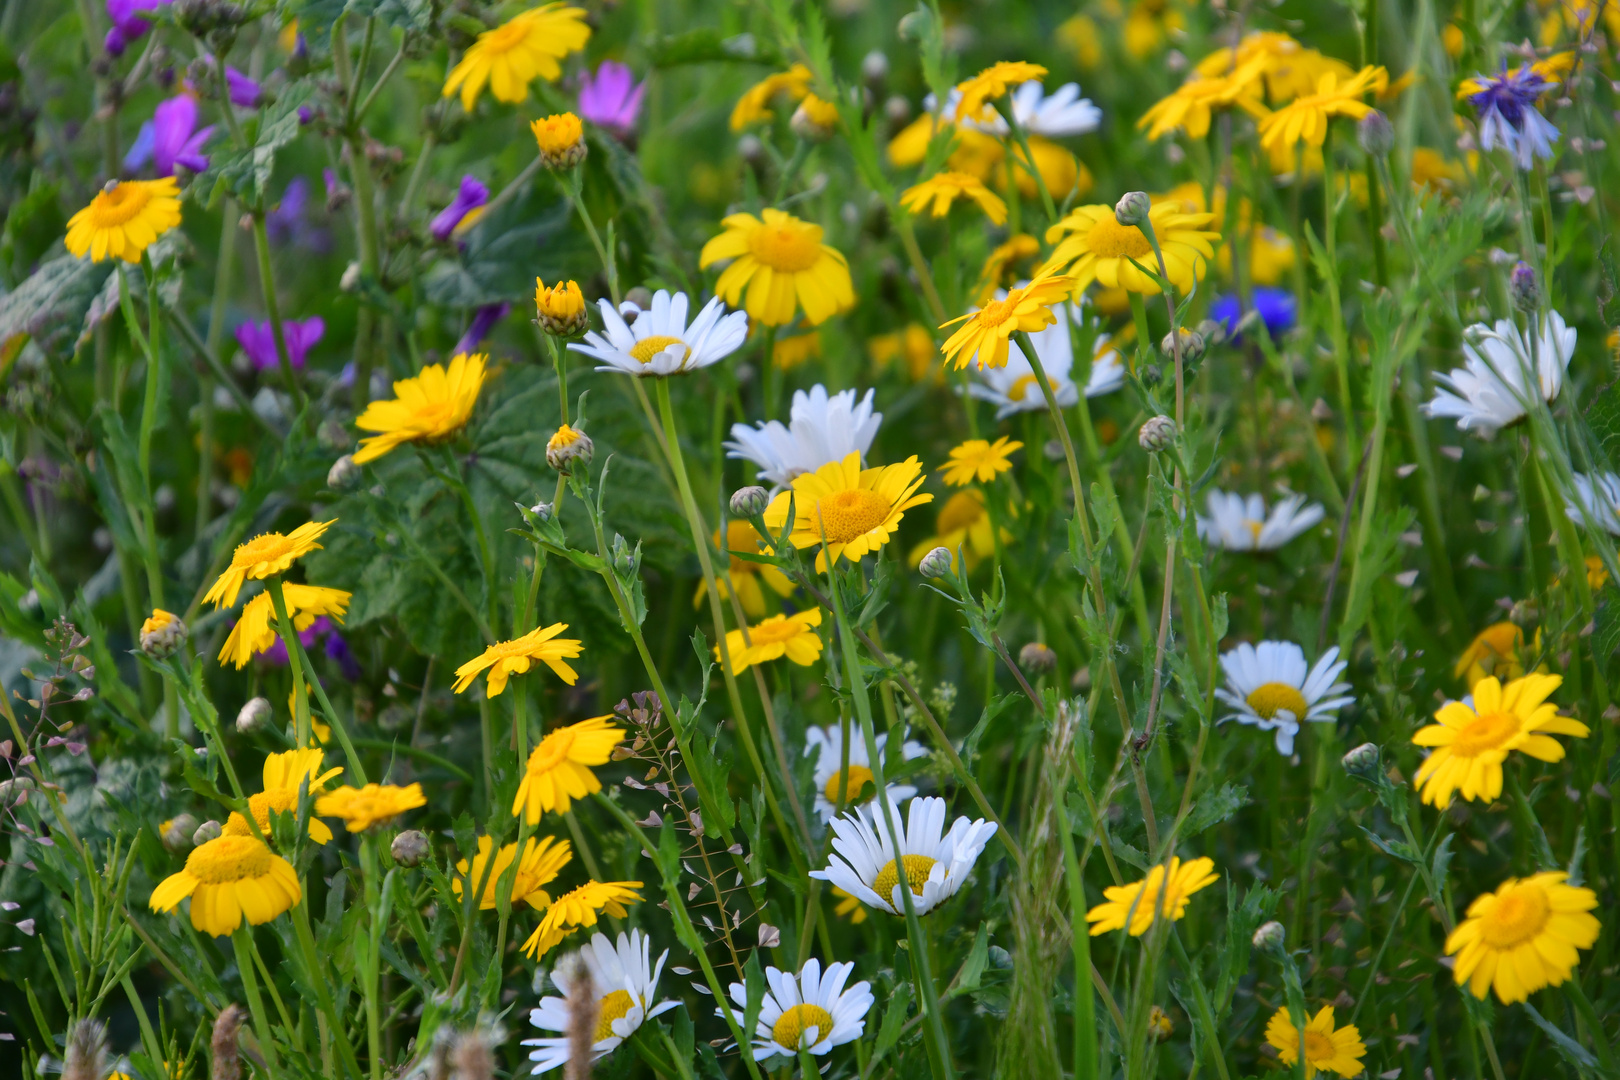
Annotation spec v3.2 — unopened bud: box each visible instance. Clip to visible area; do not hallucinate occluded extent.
[236,696,272,734]
[861,50,889,87]
[1018,642,1057,673]
[1510,261,1541,313]
[1114,191,1152,227]
[791,94,839,141]
[193,819,223,846]
[340,262,361,292]
[1138,415,1177,453]
[530,501,554,522]
[730,485,770,517]
[317,417,350,452]
[918,546,954,579]
[162,813,199,852]
[391,829,430,867]
[327,454,361,492]
[1341,742,1381,778]
[1140,363,1162,387]
[546,424,594,473]
[1357,110,1394,157]
[1161,326,1206,363]
[140,610,188,659]
[738,134,765,165]
[1252,920,1286,957]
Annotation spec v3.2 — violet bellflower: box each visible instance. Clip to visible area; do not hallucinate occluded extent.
[105,0,169,57]
[1468,65,1559,170]
[226,67,263,108]
[430,175,489,241]
[123,95,213,176]
[455,304,511,356]
[236,317,325,373]
[578,60,646,137]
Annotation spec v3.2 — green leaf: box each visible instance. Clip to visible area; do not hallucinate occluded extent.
[1182,784,1249,838]
[0,252,113,362]
[869,980,913,1070]
[1584,379,1620,473]
[1359,825,1420,864]
[1431,832,1456,896]
[1519,1001,1601,1071]
[685,730,736,835]
[954,924,990,995]
[644,28,782,67]
[1592,598,1620,671]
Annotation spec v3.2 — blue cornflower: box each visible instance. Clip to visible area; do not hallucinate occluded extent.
[1211,288,1297,340]
[1467,65,1559,169]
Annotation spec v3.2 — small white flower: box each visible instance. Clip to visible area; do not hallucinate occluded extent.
[1196,490,1324,552]
[568,289,748,377]
[811,795,997,916]
[1568,471,1620,535]
[1423,309,1576,436]
[524,929,678,1074]
[1214,641,1352,756]
[938,81,1102,137]
[804,724,927,822]
[725,384,883,489]
[965,295,1124,417]
[719,959,874,1062]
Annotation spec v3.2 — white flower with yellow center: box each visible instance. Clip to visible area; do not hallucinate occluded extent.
[933,81,1102,136]
[568,289,748,377]
[965,293,1123,417]
[1197,490,1324,552]
[1423,310,1576,437]
[726,384,883,489]
[720,958,873,1062]
[1215,641,1352,756]
[805,724,927,822]
[1567,471,1620,536]
[811,795,997,916]
[524,929,678,1074]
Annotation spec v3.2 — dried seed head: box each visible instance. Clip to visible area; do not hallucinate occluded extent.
[564,955,598,1080]
[452,1028,494,1080]
[391,829,430,867]
[64,1018,108,1080]
[211,1004,245,1080]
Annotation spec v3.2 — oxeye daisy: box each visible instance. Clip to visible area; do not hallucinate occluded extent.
[202,520,335,609]
[725,384,883,489]
[149,834,302,937]
[221,748,343,846]
[909,489,1013,572]
[1085,856,1218,936]
[520,880,643,959]
[1422,311,1575,436]
[567,289,747,377]
[1196,490,1324,552]
[762,451,933,571]
[811,795,997,916]
[1445,872,1600,1004]
[65,176,183,263]
[512,715,627,822]
[1215,641,1352,757]
[315,783,426,833]
[720,959,874,1062]
[714,609,823,676]
[966,300,1124,417]
[695,520,795,617]
[899,171,1008,225]
[441,4,590,112]
[452,623,584,698]
[1256,66,1387,151]
[1042,203,1219,296]
[453,835,572,910]
[218,584,352,669]
[730,64,813,131]
[804,724,926,822]
[524,930,678,1073]
[352,352,491,463]
[1568,471,1620,535]
[954,80,1102,138]
[1264,1006,1368,1079]
[1411,673,1588,807]
[938,436,1022,487]
[953,60,1049,123]
[939,269,1074,371]
[699,208,855,327]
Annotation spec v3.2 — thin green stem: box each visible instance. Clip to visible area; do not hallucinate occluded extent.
[267,577,368,783]
[231,930,281,1078]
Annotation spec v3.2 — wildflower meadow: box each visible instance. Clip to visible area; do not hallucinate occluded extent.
[3,0,1620,1078]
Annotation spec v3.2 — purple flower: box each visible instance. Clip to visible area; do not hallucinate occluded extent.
[578,60,645,136]
[324,629,362,681]
[266,177,309,243]
[151,95,213,176]
[298,105,314,125]
[1468,65,1559,170]
[430,175,489,241]
[1211,288,1296,340]
[236,316,325,372]
[226,67,263,108]
[105,0,169,57]
[455,304,510,355]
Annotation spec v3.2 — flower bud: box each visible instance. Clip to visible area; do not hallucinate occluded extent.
[1252,920,1286,957]
[1018,642,1058,674]
[327,454,361,492]
[161,813,198,852]
[531,112,587,170]
[791,94,840,141]
[1147,1005,1174,1042]
[730,485,770,517]
[139,609,188,660]
[534,277,589,337]
[1138,415,1177,453]
[546,423,594,473]
[340,262,361,292]
[918,546,954,579]
[1357,110,1394,157]
[884,95,912,126]
[738,134,766,166]
[236,696,273,735]
[193,819,223,846]
[391,829,430,867]
[1160,326,1206,363]
[1510,261,1540,313]
[530,501,554,521]
[317,417,351,452]
[1140,363,1162,387]
[1341,742,1381,778]
[861,50,889,87]
[1114,191,1152,227]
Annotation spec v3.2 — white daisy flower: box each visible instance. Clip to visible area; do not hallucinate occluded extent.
[935,82,1102,137]
[719,958,874,1062]
[1196,490,1324,552]
[1214,641,1353,756]
[804,724,927,822]
[523,929,679,1074]
[1422,309,1576,436]
[725,384,883,489]
[568,289,748,377]
[964,295,1124,417]
[1567,471,1620,535]
[810,795,997,916]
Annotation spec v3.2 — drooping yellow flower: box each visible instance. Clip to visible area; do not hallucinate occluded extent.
[730,64,813,131]
[452,623,583,698]
[715,609,823,676]
[315,783,426,833]
[939,269,1074,370]
[353,353,491,464]
[868,323,937,382]
[699,208,855,327]
[66,177,182,263]
[218,584,352,669]
[938,437,1022,487]
[1137,58,1271,140]
[1086,856,1218,936]
[203,520,336,609]
[442,4,590,111]
[1194,32,1353,103]
[1257,67,1388,151]
[1263,1006,1368,1079]
[520,880,643,958]
[909,489,1012,572]
[222,749,344,846]
[1043,203,1219,296]
[149,834,302,937]
[899,172,1008,225]
[977,234,1042,300]
[772,331,822,371]
[453,834,573,910]
[512,715,627,822]
[998,136,1092,203]
[953,61,1048,124]
[763,452,933,571]
[1411,674,1588,806]
[695,520,795,618]
[1446,872,1600,1004]
[531,112,586,169]
[1453,622,1526,685]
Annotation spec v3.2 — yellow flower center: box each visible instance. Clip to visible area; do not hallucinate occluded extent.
[1480,883,1551,948]
[1245,682,1309,720]
[975,297,1014,327]
[234,532,292,566]
[823,765,876,806]
[873,853,938,899]
[629,335,690,364]
[548,425,583,451]
[813,488,892,544]
[748,221,823,272]
[1084,216,1155,260]
[223,790,301,839]
[1245,519,1265,543]
[772,1003,835,1050]
[1006,373,1039,402]
[752,618,808,645]
[1302,1029,1337,1064]
[481,17,532,53]
[187,835,273,883]
[595,989,636,1042]
[89,183,154,227]
[936,492,986,534]
[530,728,578,772]
[1450,710,1521,758]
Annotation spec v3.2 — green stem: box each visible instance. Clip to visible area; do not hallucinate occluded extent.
[567,166,619,304]
[267,577,368,783]
[250,213,308,413]
[232,929,281,1078]
[1053,786,1097,1080]
[1564,977,1620,1075]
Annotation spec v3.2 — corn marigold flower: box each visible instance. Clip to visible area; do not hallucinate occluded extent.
[453,834,572,910]
[805,725,926,823]
[149,834,301,937]
[1137,57,1271,140]
[203,520,335,609]
[1214,641,1352,757]
[1445,871,1600,1004]
[453,623,584,699]
[726,385,883,490]
[442,4,590,112]
[1412,673,1587,806]
[65,177,182,263]
[908,489,1013,573]
[139,609,187,659]
[521,880,643,959]
[730,64,813,131]
[812,796,996,916]
[940,269,1073,371]
[899,171,1007,225]
[1121,0,1184,58]
[1197,490,1323,551]
[831,886,868,923]
[1423,310,1576,437]
[762,451,932,571]
[977,234,1042,299]
[534,277,588,336]
[315,783,426,833]
[218,584,352,669]
[353,353,491,463]
[694,520,794,618]
[569,289,748,376]
[700,208,855,327]
[545,423,593,472]
[715,609,823,676]
[222,749,344,846]
[1195,32,1352,103]
[513,715,627,821]
[966,299,1124,416]
[953,61,1049,125]
[1264,1006,1368,1079]
[1454,621,1529,686]
[1257,66,1388,151]
[938,436,1022,487]
[1043,203,1218,296]
[531,112,587,169]
[772,331,822,371]
[791,93,841,140]
[868,324,936,382]
[1085,855,1218,936]
[719,958,874,1062]
[525,929,678,1073]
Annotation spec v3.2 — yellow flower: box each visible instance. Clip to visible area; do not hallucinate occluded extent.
[731,65,813,131]
[900,171,1008,225]
[531,112,586,169]
[886,112,943,168]
[453,834,572,910]
[520,880,642,959]
[222,749,344,846]
[1443,22,1466,57]
[977,234,1041,300]
[1446,872,1600,1004]
[1264,1006,1368,1079]
[715,609,823,676]
[142,609,178,636]
[218,584,352,669]
[1195,33,1353,104]
[1057,14,1103,69]
[997,136,1092,203]
[1137,58,1271,140]
[1585,555,1609,591]
[315,783,426,832]
[938,436,1022,486]
[452,623,583,698]
[1410,148,1468,198]
[441,4,590,111]
[353,353,491,464]
[1257,67,1387,151]
[149,834,301,937]
[65,177,183,263]
[868,323,937,382]
[1241,227,1295,286]
[909,489,1012,572]
[1085,856,1218,936]
[773,331,822,371]
[1454,622,1526,685]
[203,520,335,609]
[762,452,933,571]
[939,269,1074,370]
[953,61,1048,124]
[699,208,855,327]
[1123,0,1185,58]
[831,885,868,924]
[1043,202,1219,296]
[535,276,588,336]
[513,715,627,822]
[1412,674,1587,807]
[793,93,841,135]
[695,520,795,618]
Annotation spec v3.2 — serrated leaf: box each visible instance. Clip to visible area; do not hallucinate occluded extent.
[1359,825,1420,864]
[0,251,113,361]
[1585,379,1620,473]
[1182,783,1249,838]
[1519,1001,1601,1071]
[869,980,912,1070]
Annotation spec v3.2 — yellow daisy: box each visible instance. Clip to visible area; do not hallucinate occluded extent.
[998,136,1092,203]
[452,623,584,698]
[353,352,491,464]
[1043,202,1219,296]
[1446,872,1601,1004]
[939,269,1074,371]
[441,4,590,112]
[938,437,1022,486]
[909,489,1013,572]
[520,880,643,959]
[868,323,937,382]
[715,609,824,676]
[453,834,573,910]
[535,277,588,335]
[954,60,1049,124]
[772,331,822,371]
[315,783,427,833]
[977,234,1042,300]
[1411,674,1588,807]
[1453,622,1527,686]
[222,749,344,846]
[512,715,627,822]
[1122,0,1185,59]
[65,177,183,263]
[217,584,352,669]
[730,64,813,131]
[1263,1006,1368,1079]
[1086,856,1218,936]
[699,208,855,327]
[899,172,1008,225]
[149,834,302,937]
[831,885,868,924]
[202,520,335,609]
[695,520,795,618]
[531,112,586,169]
[762,452,933,571]
[1257,67,1388,151]
[1137,57,1271,140]
[1195,33,1353,104]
